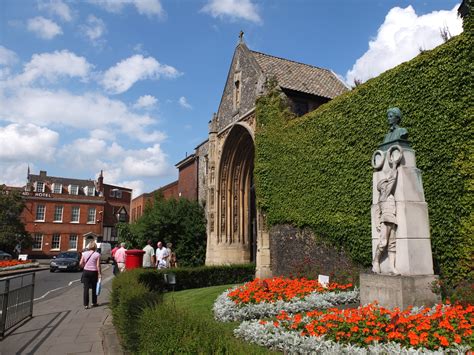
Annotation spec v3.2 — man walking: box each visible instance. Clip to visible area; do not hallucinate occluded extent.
[114,242,127,273]
[142,240,155,268]
[155,241,169,269]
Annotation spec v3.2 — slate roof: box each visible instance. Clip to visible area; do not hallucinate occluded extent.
[29,174,96,187]
[251,50,349,99]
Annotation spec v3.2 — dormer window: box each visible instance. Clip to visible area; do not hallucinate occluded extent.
[35,181,44,193]
[69,184,79,195]
[233,72,241,110]
[52,183,62,194]
[85,186,95,196]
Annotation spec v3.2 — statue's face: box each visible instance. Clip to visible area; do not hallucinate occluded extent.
[387,111,399,125]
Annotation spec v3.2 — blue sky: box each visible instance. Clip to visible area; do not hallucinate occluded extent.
[0,0,462,197]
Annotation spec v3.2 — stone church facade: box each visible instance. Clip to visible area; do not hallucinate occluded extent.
[203,39,348,277]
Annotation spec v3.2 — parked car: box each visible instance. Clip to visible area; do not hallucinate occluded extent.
[50,251,82,272]
[0,250,12,260]
[96,242,112,263]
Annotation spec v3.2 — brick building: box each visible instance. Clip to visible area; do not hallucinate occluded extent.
[19,170,131,257]
[130,181,178,222]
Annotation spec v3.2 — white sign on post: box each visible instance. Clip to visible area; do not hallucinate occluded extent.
[18,254,28,261]
[318,274,329,288]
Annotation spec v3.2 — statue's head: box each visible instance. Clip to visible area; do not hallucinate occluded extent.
[387,107,402,125]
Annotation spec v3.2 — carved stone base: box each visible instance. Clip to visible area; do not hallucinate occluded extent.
[360,273,441,309]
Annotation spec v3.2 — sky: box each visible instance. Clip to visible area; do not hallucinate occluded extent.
[0,0,463,198]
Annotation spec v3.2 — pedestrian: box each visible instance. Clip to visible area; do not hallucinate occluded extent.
[167,242,177,268]
[155,241,169,269]
[114,242,127,272]
[79,241,101,309]
[111,242,120,276]
[142,239,155,268]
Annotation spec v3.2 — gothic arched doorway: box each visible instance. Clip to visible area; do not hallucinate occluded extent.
[218,124,256,262]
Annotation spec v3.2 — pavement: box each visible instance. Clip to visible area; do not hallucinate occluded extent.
[0,263,125,355]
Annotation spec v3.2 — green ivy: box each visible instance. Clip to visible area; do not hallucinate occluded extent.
[254,32,473,284]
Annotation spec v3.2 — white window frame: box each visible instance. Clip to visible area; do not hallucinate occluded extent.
[85,186,96,196]
[69,184,79,195]
[71,206,80,223]
[51,234,61,250]
[32,234,43,250]
[87,207,96,224]
[35,181,44,193]
[53,183,62,194]
[69,234,78,250]
[53,205,63,222]
[35,204,46,222]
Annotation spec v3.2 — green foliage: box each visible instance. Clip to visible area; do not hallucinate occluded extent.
[131,193,207,267]
[0,186,30,253]
[115,222,139,249]
[254,33,473,284]
[138,263,255,292]
[110,269,163,352]
[137,303,269,354]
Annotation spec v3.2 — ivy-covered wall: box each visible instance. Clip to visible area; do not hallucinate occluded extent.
[254,32,473,283]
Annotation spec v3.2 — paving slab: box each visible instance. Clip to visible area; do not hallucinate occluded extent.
[0,267,125,355]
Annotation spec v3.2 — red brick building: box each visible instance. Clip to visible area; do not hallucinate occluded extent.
[130,153,201,223]
[130,180,178,222]
[19,170,131,257]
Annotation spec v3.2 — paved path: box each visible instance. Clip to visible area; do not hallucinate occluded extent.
[0,267,124,355]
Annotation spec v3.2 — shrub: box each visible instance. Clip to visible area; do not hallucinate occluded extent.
[139,264,256,292]
[110,269,163,352]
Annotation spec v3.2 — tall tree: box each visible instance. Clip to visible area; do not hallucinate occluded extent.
[0,186,30,253]
[131,193,207,267]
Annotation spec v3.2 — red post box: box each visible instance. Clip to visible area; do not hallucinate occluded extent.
[125,249,145,270]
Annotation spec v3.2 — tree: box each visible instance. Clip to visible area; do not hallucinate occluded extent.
[131,193,207,267]
[0,186,30,253]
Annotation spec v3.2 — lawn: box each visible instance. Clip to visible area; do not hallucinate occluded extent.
[159,284,278,354]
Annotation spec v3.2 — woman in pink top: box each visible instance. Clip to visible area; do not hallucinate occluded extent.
[80,241,102,309]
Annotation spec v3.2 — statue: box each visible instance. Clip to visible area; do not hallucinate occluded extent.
[372,160,399,274]
[382,107,408,144]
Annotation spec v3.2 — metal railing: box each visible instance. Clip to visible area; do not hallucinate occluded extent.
[0,273,35,337]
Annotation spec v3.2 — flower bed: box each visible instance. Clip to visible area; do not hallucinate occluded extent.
[0,259,38,271]
[234,303,473,354]
[214,277,359,322]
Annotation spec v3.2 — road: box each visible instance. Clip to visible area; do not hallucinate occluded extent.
[34,263,112,302]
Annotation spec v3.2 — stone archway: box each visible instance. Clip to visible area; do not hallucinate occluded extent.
[217,124,256,262]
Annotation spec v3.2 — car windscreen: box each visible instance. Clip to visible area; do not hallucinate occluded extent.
[57,252,78,259]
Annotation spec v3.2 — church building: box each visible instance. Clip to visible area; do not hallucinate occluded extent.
[204,36,348,277]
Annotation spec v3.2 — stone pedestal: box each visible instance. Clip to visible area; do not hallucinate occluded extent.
[371,146,434,275]
[360,273,441,309]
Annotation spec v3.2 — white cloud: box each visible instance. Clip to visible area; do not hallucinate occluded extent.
[119,180,144,198]
[0,88,166,143]
[15,50,92,84]
[90,128,115,141]
[101,54,181,94]
[38,0,73,22]
[346,5,463,85]
[89,0,164,18]
[0,123,58,161]
[134,95,158,109]
[178,96,192,109]
[81,15,107,45]
[122,144,168,177]
[202,0,261,23]
[27,16,63,39]
[0,46,18,66]
[0,162,31,187]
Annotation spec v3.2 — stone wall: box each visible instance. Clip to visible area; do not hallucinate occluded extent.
[216,44,263,131]
[270,224,366,283]
[195,141,209,206]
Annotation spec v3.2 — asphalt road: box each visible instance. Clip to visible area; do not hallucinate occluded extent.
[33,263,112,303]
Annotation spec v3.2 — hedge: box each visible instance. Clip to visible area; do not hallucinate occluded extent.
[138,264,256,292]
[254,31,473,284]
